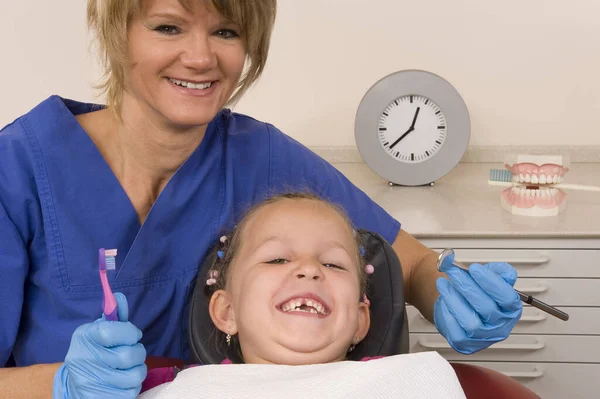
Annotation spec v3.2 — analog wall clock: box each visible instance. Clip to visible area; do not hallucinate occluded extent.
[354,70,471,186]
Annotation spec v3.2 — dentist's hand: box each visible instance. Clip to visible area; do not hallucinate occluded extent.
[433,254,523,354]
[53,292,147,399]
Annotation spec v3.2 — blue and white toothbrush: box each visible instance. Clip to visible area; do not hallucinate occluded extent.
[488,169,600,192]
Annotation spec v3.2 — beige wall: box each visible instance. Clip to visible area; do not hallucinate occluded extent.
[2,1,599,148]
[1,1,101,124]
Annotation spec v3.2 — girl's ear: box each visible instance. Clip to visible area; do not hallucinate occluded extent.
[355,301,371,343]
[209,290,238,335]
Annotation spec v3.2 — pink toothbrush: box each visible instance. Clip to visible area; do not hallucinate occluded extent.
[99,248,119,321]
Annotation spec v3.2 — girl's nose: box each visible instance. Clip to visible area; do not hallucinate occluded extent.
[295,260,324,281]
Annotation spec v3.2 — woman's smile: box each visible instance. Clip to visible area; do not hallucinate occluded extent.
[165,77,219,97]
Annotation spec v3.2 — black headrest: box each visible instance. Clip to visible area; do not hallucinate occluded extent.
[188,229,408,364]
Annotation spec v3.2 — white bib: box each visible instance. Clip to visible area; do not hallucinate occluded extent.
[139,351,466,398]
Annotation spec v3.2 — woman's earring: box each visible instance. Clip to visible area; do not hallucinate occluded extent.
[226,333,231,347]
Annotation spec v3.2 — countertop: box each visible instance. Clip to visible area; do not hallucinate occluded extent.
[332,162,600,238]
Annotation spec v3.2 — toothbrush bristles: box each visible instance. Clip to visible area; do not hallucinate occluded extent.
[104,249,118,270]
[105,249,118,256]
[489,169,513,183]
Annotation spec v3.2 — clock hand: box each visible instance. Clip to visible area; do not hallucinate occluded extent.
[389,107,420,150]
[389,127,413,149]
[409,107,421,129]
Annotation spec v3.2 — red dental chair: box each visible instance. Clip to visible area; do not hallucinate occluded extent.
[147,230,540,399]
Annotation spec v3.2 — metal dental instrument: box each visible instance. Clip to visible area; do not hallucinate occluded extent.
[437,249,569,321]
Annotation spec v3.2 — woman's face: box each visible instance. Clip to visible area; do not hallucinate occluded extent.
[125,0,246,128]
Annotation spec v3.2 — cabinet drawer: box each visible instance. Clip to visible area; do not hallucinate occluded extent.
[431,248,600,278]
[410,333,600,363]
[452,362,599,399]
[514,278,600,306]
[406,305,600,335]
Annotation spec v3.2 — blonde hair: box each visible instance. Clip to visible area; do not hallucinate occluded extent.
[86,0,277,113]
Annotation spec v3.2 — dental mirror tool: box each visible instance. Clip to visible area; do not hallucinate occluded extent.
[437,249,569,321]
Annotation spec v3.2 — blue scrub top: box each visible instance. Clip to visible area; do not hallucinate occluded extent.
[0,96,401,366]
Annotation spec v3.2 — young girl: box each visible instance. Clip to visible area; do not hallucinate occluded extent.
[139,193,466,398]
[203,191,371,366]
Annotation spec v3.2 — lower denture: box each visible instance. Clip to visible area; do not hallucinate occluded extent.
[502,187,567,209]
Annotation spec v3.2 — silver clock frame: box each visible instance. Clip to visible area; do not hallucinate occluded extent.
[354,70,470,186]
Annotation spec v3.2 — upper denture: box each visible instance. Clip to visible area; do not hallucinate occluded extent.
[505,163,569,184]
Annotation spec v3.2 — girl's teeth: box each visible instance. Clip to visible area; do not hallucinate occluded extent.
[281,298,327,315]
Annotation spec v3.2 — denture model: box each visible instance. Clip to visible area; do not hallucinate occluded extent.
[500,154,569,217]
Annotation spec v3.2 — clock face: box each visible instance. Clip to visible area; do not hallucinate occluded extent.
[354,69,470,186]
[378,95,447,164]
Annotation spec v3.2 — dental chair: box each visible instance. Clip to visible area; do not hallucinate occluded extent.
[146,230,540,398]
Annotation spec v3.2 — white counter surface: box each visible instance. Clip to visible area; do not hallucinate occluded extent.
[333,162,600,238]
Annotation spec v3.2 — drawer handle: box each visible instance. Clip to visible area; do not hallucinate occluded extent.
[502,369,544,379]
[417,338,545,351]
[515,285,548,294]
[519,312,546,322]
[455,255,550,265]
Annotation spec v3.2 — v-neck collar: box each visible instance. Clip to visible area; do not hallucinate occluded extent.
[29,95,223,283]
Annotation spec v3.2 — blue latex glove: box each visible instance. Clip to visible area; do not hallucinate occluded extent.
[53,292,147,399]
[433,252,523,354]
